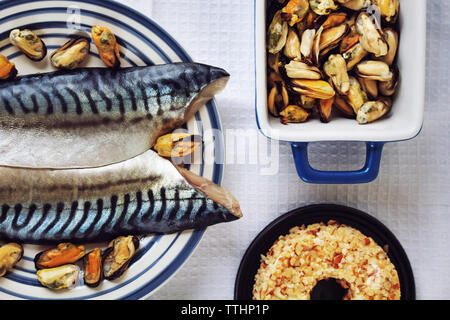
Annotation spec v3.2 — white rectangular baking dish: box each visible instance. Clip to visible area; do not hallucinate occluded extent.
[255,0,427,184]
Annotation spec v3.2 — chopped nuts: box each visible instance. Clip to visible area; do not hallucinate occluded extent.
[253,222,401,300]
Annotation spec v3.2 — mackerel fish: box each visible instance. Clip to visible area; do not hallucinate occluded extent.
[0,62,229,169]
[0,149,242,244]
[0,62,240,244]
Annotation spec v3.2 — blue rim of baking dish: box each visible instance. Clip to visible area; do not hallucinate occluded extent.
[234,204,416,300]
[0,0,224,300]
[253,0,424,184]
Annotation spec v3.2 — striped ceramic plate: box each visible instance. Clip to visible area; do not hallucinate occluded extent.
[0,0,224,300]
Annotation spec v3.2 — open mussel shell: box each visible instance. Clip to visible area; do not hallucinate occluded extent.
[154,133,203,159]
[339,32,360,54]
[316,12,347,29]
[0,54,18,80]
[9,29,47,61]
[268,81,290,117]
[0,243,23,277]
[285,60,322,80]
[324,54,350,95]
[281,0,309,26]
[358,77,379,100]
[284,28,302,60]
[309,0,338,16]
[356,12,388,57]
[280,105,311,124]
[103,236,140,281]
[318,96,335,123]
[50,37,90,70]
[381,28,399,66]
[300,95,318,110]
[83,248,103,288]
[34,243,85,270]
[373,0,400,23]
[290,79,336,100]
[318,23,349,58]
[345,76,368,114]
[300,29,316,61]
[343,42,367,70]
[37,264,80,290]
[356,60,393,82]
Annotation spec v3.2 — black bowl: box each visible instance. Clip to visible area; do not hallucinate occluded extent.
[234,204,415,300]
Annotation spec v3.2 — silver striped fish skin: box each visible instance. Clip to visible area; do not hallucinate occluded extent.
[0,63,228,125]
[0,150,242,244]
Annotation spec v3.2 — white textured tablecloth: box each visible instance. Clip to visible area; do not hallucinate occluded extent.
[115,0,449,300]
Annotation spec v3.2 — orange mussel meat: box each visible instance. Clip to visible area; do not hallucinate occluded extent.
[91,25,121,68]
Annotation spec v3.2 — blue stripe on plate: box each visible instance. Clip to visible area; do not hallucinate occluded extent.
[122,229,205,300]
[0,24,154,66]
[0,0,193,62]
[0,0,222,300]
[0,7,171,63]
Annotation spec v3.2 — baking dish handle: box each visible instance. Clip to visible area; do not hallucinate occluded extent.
[291,142,385,184]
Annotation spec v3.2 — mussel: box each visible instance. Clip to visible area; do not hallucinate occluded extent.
[318,23,349,57]
[339,32,360,53]
[284,28,302,60]
[9,29,47,61]
[290,79,336,100]
[356,12,388,57]
[34,243,85,270]
[154,133,202,159]
[358,77,379,100]
[300,95,318,110]
[378,66,399,96]
[83,248,103,288]
[50,37,90,70]
[0,54,17,80]
[324,54,350,94]
[309,0,338,15]
[280,105,310,124]
[268,52,282,74]
[318,97,335,123]
[285,60,322,79]
[320,12,347,29]
[103,236,140,281]
[342,42,367,70]
[268,83,289,117]
[268,10,289,54]
[357,98,392,124]
[373,0,400,23]
[356,60,393,82]
[37,264,80,290]
[300,29,316,61]
[345,76,368,114]
[91,25,121,68]
[340,0,371,11]
[381,28,399,66]
[0,243,23,277]
[334,95,356,118]
[281,0,310,26]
